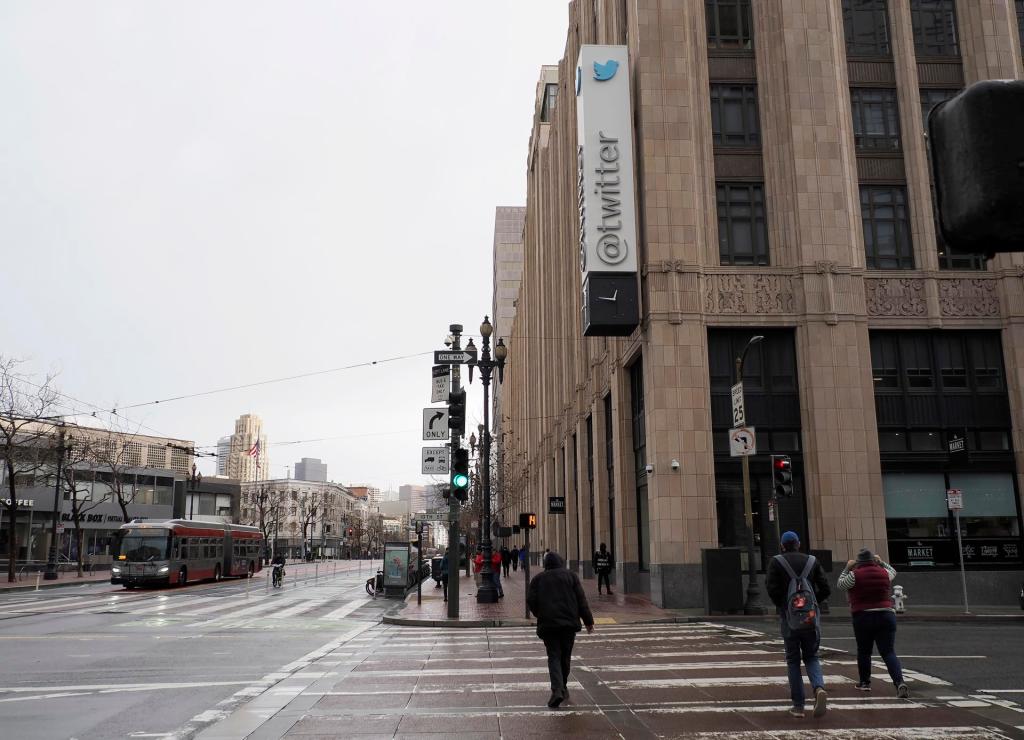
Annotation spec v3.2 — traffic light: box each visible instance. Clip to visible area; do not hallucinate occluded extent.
[451,447,470,501]
[347,527,353,537]
[772,455,793,498]
[519,512,537,530]
[448,389,466,435]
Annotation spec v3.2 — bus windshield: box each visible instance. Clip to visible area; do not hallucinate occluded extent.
[119,535,170,562]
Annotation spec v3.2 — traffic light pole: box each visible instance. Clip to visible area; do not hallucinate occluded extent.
[447,324,463,620]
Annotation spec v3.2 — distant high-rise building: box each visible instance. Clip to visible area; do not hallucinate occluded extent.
[398,484,443,514]
[294,457,327,482]
[219,414,269,483]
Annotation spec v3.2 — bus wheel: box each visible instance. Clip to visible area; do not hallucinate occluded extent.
[124,584,136,590]
[214,564,222,581]
[178,567,187,586]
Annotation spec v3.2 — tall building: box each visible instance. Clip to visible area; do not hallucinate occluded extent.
[216,436,231,476]
[219,414,269,483]
[294,457,327,482]
[504,0,1024,608]
[398,484,442,514]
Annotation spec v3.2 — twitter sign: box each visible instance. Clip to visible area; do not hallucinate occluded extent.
[576,45,640,336]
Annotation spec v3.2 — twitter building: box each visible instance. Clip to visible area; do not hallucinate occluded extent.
[499,0,1024,609]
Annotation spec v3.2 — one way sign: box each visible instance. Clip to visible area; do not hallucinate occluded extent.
[422,408,449,440]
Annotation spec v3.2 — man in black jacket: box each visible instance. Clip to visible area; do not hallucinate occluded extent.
[765,530,831,719]
[527,551,595,708]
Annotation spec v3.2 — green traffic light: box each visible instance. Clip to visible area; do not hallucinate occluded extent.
[452,473,469,489]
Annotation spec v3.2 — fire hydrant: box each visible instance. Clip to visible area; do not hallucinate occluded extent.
[893,584,907,614]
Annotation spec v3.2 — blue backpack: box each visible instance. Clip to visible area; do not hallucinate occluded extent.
[773,554,820,631]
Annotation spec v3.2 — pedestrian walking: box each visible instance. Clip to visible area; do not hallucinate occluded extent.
[838,548,909,697]
[491,548,505,598]
[501,546,511,577]
[440,550,450,603]
[526,551,594,709]
[511,546,520,572]
[473,547,483,593]
[766,530,831,719]
[519,547,527,570]
[593,542,614,595]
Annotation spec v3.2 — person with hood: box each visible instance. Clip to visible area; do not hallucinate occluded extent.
[526,551,595,709]
[511,545,520,572]
[837,548,908,697]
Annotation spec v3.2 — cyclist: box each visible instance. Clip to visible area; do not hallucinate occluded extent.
[271,551,286,587]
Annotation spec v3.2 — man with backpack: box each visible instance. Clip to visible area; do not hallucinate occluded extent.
[766,530,831,719]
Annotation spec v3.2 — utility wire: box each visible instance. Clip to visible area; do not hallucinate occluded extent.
[115,350,433,412]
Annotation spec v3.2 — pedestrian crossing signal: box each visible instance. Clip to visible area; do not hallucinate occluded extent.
[519,512,537,530]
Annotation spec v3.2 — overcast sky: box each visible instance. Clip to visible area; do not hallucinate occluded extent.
[0,1,569,491]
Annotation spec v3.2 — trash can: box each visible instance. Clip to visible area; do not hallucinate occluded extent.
[702,547,743,614]
[430,556,443,586]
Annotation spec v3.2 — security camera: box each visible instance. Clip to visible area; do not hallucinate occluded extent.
[444,335,454,347]
[645,463,654,474]
[671,459,680,471]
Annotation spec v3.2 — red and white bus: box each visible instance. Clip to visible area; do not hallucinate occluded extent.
[111,519,263,588]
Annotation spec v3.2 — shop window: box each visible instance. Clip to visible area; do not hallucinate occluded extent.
[861,185,914,270]
[630,360,649,571]
[717,183,769,266]
[949,473,1021,538]
[706,0,753,50]
[911,0,959,57]
[883,472,949,539]
[710,84,761,147]
[977,431,1010,451]
[851,88,901,151]
[843,0,891,56]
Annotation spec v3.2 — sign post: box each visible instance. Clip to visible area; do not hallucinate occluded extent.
[947,488,969,614]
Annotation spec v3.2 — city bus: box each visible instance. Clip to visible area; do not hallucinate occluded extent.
[111,519,263,588]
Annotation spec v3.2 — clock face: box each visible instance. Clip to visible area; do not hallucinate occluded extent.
[582,274,640,336]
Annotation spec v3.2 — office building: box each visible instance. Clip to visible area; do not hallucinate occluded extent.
[294,457,327,483]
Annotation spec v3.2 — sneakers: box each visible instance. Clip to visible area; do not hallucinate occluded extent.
[855,681,872,692]
[547,691,564,709]
[897,683,910,698]
[812,687,828,717]
[788,707,805,718]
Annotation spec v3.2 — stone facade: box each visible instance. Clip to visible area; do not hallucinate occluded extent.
[503,0,1024,608]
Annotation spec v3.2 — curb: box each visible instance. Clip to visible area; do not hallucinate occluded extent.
[0,578,111,593]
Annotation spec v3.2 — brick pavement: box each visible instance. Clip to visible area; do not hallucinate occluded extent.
[198,619,1024,739]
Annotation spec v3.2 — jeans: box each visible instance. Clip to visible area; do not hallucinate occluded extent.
[852,610,904,686]
[492,571,504,597]
[441,575,449,601]
[597,570,612,592]
[503,563,510,577]
[540,627,576,695]
[780,617,824,709]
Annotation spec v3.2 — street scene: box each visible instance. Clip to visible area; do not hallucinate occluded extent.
[3,0,1024,738]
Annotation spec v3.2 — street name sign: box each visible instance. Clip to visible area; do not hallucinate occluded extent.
[431,365,449,403]
[434,350,478,365]
[422,408,449,440]
[728,426,757,457]
[421,446,450,475]
[731,382,745,427]
[549,496,566,514]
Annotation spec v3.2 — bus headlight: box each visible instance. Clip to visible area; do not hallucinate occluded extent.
[158,566,169,574]
[112,567,121,574]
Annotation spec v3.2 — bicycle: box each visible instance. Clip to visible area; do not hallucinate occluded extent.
[271,564,284,589]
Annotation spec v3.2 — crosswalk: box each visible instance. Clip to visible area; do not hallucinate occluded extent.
[194,621,1024,740]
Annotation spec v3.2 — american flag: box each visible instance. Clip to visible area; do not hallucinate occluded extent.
[247,439,261,458]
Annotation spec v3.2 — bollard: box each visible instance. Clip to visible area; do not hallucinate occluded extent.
[246,569,250,598]
[266,570,270,593]
[315,563,319,584]
[35,573,41,591]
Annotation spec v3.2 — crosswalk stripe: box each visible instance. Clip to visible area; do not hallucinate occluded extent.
[266,600,331,619]
[320,600,368,620]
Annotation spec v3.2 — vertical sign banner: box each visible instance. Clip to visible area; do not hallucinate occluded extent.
[576,44,640,336]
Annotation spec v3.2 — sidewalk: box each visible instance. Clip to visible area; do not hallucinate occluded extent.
[0,567,111,592]
[386,567,1024,627]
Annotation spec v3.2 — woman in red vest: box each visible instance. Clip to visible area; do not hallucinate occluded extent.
[837,549,909,697]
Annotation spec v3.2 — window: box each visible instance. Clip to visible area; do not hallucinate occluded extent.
[850,88,901,151]
[843,0,891,56]
[540,83,558,123]
[1017,1,1024,50]
[919,88,958,124]
[861,185,913,269]
[629,360,649,571]
[710,84,760,147]
[604,394,615,560]
[717,183,769,265]
[586,416,595,557]
[911,0,959,57]
[706,0,753,50]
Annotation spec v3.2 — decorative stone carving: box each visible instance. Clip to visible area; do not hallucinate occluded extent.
[815,260,838,274]
[938,278,999,317]
[703,273,795,315]
[865,278,927,317]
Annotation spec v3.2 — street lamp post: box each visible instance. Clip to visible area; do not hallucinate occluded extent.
[467,316,507,604]
[44,428,68,581]
[736,335,767,615]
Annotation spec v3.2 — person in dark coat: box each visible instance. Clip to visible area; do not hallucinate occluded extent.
[526,551,595,709]
[440,550,450,603]
[511,546,520,572]
[501,545,511,577]
[838,548,908,697]
[765,530,832,719]
[593,542,614,595]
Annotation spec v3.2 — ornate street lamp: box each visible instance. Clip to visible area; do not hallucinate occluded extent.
[467,316,507,603]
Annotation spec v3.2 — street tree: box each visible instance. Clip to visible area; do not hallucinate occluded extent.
[245,485,282,562]
[61,434,111,577]
[298,489,322,560]
[0,357,62,583]
[91,424,143,525]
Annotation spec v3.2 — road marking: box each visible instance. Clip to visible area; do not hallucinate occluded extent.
[0,680,250,694]
[321,599,368,620]
[900,655,987,659]
[605,674,855,689]
[266,599,332,619]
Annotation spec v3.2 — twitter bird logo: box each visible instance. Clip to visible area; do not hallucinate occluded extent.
[593,59,619,81]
